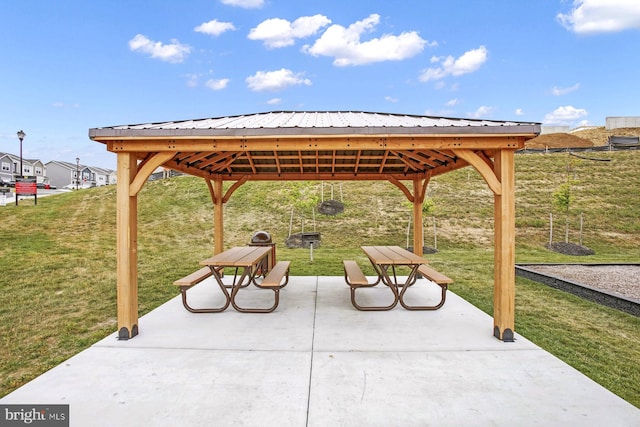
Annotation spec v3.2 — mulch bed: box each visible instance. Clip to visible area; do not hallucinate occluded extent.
[546,242,595,256]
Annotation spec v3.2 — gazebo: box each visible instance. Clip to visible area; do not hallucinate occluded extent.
[89,111,540,342]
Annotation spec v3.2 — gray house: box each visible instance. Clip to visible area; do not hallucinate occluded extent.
[46,160,115,189]
[0,152,47,185]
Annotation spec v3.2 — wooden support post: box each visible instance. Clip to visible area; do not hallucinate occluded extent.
[116,153,138,340]
[493,150,516,342]
[213,177,224,255]
[412,178,424,256]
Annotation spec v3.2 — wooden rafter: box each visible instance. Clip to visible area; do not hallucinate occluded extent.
[197,152,240,172]
[391,151,426,172]
[332,150,336,174]
[273,150,282,175]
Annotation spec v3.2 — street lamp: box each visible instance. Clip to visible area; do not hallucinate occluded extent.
[16,130,25,177]
[76,157,80,190]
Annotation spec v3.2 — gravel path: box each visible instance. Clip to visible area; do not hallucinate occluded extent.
[523,265,640,301]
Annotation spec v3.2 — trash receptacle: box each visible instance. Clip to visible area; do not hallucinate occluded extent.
[249,231,276,270]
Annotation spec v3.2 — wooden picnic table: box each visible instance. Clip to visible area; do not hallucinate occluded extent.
[361,245,427,288]
[172,246,290,314]
[201,246,272,287]
[344,246,451,311]
[199,246,285,313]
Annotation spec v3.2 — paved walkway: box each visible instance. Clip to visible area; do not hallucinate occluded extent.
[2,276,638,426]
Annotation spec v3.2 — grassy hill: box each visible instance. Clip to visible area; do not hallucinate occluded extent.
[526,126,640,148]
[1,146,639,406]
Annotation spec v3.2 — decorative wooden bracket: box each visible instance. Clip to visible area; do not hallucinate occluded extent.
[388,177,414,202]
[388,174,431,203]
[129,152,176,197]
[452,149,502,195]
[205,175,249,205]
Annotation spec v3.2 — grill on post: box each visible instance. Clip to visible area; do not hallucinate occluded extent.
[249,231,276,270]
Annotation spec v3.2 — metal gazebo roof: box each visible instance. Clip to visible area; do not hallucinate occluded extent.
[89,111,540,182]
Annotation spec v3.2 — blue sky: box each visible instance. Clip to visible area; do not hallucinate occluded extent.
[1,0,639,169]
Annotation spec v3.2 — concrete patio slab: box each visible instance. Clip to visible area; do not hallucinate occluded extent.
[2,276,638,426]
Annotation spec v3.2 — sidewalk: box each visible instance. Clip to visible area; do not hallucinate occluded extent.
[2,276,638,426]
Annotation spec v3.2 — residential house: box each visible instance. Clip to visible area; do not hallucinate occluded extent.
[89,166,117,186]
[46,160,115,189]
[0,152,47,185]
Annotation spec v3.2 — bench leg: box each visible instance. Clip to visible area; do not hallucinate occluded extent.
[399,282,448,310]
[231,287,280,313]
[230,266,284,313]
[179,279,231,313]
[349,285,399,311]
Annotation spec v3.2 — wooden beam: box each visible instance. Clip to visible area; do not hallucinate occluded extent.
[213,177,224,255]
[129,151,176,196]
[452,149,501,195]
[493,149,516,342]
[220,171,435,182]
[413,177,424,256]
[102,134,528,153]
[392,150,435,171]
[197,152,241,172]
[116,153,138,340]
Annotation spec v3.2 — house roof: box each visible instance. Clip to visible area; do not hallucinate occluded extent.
[0,152,42,167]
[47,160,114,174]
[89,111,540,182]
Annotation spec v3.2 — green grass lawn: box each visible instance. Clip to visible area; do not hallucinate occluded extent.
[1,150,639,407]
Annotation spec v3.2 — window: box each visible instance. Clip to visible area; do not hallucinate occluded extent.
[35,167,43,175]
[1,162,9,172]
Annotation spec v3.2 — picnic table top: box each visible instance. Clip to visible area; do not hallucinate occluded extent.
[361,245,429,265]
[200,246,271,267]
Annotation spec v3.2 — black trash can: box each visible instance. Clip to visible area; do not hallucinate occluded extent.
[249,231,276,270]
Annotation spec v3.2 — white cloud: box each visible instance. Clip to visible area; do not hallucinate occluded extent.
[205,78,230,90]
[246,68,311,92]
[515,108,524,116]
[384,96,398,103]
[467,106,494,119]
[195,19,236,36]
[267,98,282,105]
[220,0,264,8]
[419,46,488,81]
[303,14,430,66]
[445,98,459,107]
[557,0,640,33]
[249,15,331,48]
[551,83,580,96]
[543,106,588,125]
[128,34,191,63]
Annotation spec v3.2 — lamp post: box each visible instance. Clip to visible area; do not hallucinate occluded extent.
[76,157,80,190]
[16,130,25,177]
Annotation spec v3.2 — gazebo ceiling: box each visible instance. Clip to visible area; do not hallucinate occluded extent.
[89,111,541,181]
